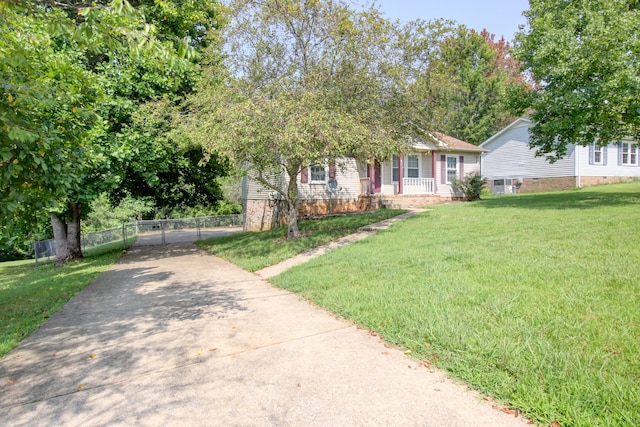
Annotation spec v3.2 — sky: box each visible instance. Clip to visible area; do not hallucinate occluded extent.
[373,0,530,42]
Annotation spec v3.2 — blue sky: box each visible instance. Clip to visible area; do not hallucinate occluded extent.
[373,0,530,42]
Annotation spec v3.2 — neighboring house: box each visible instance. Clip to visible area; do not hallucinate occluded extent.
[243,132,486,231]
[480,118,640,194]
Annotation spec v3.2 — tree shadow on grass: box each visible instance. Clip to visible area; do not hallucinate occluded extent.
[477,191,640,210]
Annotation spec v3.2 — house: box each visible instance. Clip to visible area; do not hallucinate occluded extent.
[242,132,486,231]
[480,118,640,194]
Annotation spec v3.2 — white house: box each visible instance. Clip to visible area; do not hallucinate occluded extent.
[480,118,640,194]
[243,132,486,231]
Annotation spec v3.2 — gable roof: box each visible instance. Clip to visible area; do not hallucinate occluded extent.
[427,132,487,152]
[480,117,533,149]
[406,132,486,152]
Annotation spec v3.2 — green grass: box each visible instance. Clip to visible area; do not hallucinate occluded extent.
[196,209,406,271]
[271,183,640,427]
[0,246,128,357]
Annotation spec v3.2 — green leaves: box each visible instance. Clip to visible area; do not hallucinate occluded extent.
[397,25,528,144]
[513,0,640,157]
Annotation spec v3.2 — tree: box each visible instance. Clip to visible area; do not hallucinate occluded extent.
[185,0,408,239]
[513,0,640,159]
[397,24,529,144]
[0,0,225,265]
[1,4,104,264]
[110,97,230,210]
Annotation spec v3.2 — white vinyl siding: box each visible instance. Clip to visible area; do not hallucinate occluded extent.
[434,153,480,197]
[481,121,575,180]
[242,168,283,200]
[298,157,362,200]
[483,119,640,182]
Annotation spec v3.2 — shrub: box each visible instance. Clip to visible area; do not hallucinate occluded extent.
[451,172,488,201]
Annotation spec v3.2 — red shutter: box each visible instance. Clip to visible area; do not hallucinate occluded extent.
[301,167,308,183]
[440,155,446,184]
[459,156,464,179]
[329,161,336,179]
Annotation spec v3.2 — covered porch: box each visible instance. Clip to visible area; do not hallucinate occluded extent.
[360,148,437,196]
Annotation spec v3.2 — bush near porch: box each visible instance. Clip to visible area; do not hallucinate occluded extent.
[271,182,640,427]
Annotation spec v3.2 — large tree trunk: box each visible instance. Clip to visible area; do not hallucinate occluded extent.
[51,202,84,266]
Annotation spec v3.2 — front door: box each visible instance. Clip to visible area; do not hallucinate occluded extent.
[367,160,382,194]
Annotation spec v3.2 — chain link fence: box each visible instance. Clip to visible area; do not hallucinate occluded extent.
[33,214,243,264]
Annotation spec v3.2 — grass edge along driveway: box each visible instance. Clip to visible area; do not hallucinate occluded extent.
[0,246,128,358]
[196,209,406,271]
[271,183,640,427]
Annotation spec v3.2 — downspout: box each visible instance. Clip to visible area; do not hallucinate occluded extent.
[576,145,582,188]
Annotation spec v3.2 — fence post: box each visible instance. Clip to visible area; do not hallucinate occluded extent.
[161,220,166,245]
[122,224,127,249]
[197,218,201,240]
[34,242,39,266]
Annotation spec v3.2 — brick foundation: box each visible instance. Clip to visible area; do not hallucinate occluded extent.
[516,176,639,193]
[517,176,577,193]
[244,199,278,231]
[244,196,376,231]
[580,176,639,187]
[297,197,375,216]
[375,194,453,209]
[244,193,462,232]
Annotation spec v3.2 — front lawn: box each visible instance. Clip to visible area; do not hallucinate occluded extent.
[195,209,406,271]
[271,183,640,427]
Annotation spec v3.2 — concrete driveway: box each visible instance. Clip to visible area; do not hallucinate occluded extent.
[0,242,530,426]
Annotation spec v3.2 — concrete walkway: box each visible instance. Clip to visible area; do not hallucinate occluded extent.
[255,210,425,279]
[0,215,530,426]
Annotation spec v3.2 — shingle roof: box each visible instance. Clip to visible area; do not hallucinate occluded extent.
[427,132,487,152]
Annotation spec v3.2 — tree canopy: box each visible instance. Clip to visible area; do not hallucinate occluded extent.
[186,0,409,238]
[395,23,529,144]
[513,0,640,158]
[0,0,226,264]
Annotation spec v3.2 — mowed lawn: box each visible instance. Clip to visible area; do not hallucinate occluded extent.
[271,183,640,427]
[196,209,406,271]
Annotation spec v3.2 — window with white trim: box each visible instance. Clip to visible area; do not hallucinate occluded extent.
[407,155,419,178]
[446,156,458,184]
[621,142,638,166]
[310,163,327,183]
[593,146,603,164]
[392,155,399,182]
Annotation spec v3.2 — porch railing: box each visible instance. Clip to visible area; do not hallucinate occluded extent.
[402,178,435,195]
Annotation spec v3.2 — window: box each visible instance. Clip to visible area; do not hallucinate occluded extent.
[310,164,326,183]
[392,155,399,182]
[407,155,419,178]
[621,142,638,166]
[493,179,504,186]
[593,146,603,164]
[446,156,457,183]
